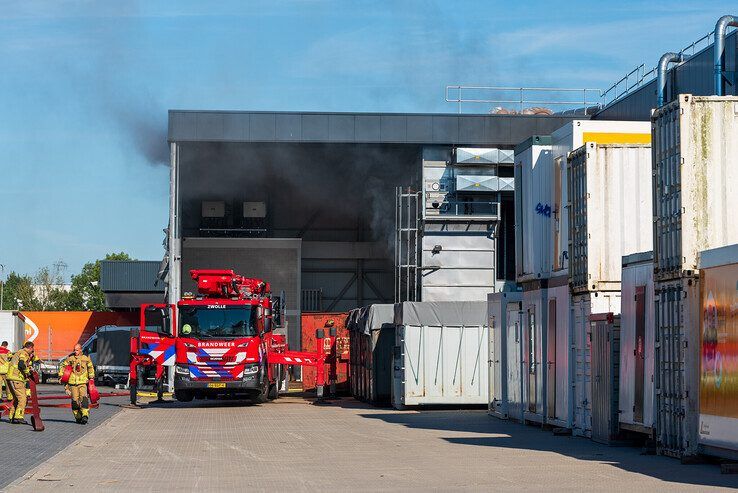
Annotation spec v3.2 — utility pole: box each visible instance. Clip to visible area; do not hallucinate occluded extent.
[0,264,4,311]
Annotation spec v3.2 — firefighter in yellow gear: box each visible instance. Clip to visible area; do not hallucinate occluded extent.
[0,341,10,400]
[59,343,95,424]
[6,341,35,424]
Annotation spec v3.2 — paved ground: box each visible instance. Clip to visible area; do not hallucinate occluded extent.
[1,384,129,490]
[5,395,738,492]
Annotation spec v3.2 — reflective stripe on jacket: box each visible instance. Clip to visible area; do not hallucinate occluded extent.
[59,354,95,385]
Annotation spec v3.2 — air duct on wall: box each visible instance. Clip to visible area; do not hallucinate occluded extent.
[657,52,682,107]
[714,15,738,96]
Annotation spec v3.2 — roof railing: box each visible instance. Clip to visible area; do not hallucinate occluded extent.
[601,27,733,107]
[445,86,602,115]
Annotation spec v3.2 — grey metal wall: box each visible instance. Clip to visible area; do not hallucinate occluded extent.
[595,31,737,121]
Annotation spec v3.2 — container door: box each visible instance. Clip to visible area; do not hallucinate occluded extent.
[591,319,608,443]
[547,299,557,420]
[634,286,646,423]
[508,311,522,420]
[527,307,537,413]
[489,314,497,413]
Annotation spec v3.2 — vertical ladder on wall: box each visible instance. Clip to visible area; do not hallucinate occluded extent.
[395,187,421,303]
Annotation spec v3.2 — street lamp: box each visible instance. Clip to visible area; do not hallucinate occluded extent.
[16,299,22,310]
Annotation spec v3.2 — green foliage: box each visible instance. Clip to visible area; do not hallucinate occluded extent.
[1,252,133,312]
[1,272,38,310]
[65,252,133,311]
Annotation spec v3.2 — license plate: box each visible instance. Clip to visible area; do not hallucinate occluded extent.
[207,382,226,389]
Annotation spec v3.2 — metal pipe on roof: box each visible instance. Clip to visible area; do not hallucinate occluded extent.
[657,52,682,107]
[714,15,738,96]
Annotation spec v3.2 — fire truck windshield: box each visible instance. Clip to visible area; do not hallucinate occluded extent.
[178,306,258,338]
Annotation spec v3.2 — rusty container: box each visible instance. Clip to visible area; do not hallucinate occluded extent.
[301,312,350,393]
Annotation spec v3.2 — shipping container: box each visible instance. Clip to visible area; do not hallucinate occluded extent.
[551,120,651,276]
[590,313,621,445]
[514,136,553,282]
[547,281,571,428]
[619,252,656,435]
[301,312,349,393]
[346,304,395,404]
[0,311,24,351]
[698,244,738,459]
[655,276,700,458]
[568,143,653,293]
[652,95,738,281]
[571,292,621,437]
[393,301,488,408]
[487,291,522,419]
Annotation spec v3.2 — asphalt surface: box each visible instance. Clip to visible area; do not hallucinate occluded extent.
[6,394,738,492]
[1,383,130,490]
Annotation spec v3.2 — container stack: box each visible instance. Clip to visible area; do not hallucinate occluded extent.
[651,95,738,458]
[567,142,653,438]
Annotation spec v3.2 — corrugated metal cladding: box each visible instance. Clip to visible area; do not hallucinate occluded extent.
[595,30,737,121]
[169,111,577,146]
[100,261,164,292]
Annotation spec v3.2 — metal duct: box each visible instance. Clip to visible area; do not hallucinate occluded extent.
[657,52,682,107]
[714,15,738,96]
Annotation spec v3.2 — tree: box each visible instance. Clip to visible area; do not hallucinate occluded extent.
[33,265,69,310]
[1,272,39,310]
[65,252,133,311]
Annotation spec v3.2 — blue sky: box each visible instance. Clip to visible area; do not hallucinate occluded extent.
[0,0,734,280]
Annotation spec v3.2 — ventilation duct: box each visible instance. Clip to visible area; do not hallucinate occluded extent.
[657,52,682,107]
[714,15,738,96]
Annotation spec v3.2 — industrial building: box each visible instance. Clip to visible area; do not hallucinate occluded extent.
[164,111,576,346]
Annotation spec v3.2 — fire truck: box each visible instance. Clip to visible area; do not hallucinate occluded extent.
[129,269,335,404]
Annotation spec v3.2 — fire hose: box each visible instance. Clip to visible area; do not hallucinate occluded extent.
[0,371,128,431]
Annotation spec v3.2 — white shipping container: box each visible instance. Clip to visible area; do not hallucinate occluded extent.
[568,143,653,293]
[655,276,700,458]
[0,311,22,351]
[551,120,651,276]
[619,252,656,434]
[652,95,738,280]
[393,301,489,408]
[547,282,571,428]
[488,291,522,419]
[514,136,553,282]
[571,291,621,438]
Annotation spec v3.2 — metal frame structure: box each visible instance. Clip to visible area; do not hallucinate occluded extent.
[395,187,421,303]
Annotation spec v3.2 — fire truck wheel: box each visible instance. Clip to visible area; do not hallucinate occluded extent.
[254,379,269,404]
[268,383,278,400]
[175,390,194,402]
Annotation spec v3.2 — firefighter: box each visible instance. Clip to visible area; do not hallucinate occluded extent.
[6,341,34,424]
[59,343,95,424]
[0,341,10,400]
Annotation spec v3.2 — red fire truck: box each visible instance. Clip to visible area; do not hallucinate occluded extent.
[129,269,335,404]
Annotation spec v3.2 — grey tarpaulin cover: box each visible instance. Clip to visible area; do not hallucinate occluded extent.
[394,301,488,327]
[346,304,395,335]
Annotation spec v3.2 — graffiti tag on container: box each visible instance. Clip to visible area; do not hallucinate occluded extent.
[535,203,552,217]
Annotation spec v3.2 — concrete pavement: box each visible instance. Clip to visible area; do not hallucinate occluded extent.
[6,395,738,492]
[1,384,129,490]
